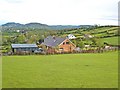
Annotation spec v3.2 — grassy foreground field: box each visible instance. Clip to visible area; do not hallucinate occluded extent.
[2,52,118,88]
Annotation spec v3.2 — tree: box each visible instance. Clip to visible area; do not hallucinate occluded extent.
[16,34,26,44]
[92,37,104,52]
[72,40,77,45]
[96,39,104,49]
[78,41,85,49]
[91,37,98,45]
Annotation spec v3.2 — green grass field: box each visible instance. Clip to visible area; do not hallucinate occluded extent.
[2,52,118,88]
[101,36,119,45]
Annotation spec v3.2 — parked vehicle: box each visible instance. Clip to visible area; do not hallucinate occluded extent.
[34,48,45,54]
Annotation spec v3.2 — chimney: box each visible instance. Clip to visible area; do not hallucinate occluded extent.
[53,36,55,39]
[53,36,56,42]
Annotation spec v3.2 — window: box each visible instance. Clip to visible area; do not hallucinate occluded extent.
[59,48,64,51]
[63,42,65,45]
[66,42,69,44]
[60,48,63,49]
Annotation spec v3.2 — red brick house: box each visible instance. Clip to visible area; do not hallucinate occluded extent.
[41,36,76,54]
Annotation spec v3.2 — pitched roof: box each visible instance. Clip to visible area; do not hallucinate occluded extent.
[42,36,66,47]
[11,44,38,48]
[67,34,76,39]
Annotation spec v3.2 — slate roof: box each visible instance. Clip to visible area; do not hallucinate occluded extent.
[11,44,38,48]
[42,36,66,47]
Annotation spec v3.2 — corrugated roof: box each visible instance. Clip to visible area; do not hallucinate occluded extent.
[11,44,38,48]
[42,36,66,47]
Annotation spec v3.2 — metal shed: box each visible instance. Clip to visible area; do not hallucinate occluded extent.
[11,44,38,53]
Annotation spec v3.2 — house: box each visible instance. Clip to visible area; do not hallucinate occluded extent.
[66,34,76,39]
[11,44,39,53]
[16,30,20,32]
[41,36,76,53]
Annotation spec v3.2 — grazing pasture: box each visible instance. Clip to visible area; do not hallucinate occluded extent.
[101,36,119,45]
[2,51,118,88]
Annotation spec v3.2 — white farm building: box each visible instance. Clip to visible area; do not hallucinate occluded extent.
[67,34,76,39]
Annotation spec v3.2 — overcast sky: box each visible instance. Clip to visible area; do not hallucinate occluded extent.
[0,0,119,25]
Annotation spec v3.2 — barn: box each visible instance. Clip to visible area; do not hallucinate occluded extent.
[11,44,39,53]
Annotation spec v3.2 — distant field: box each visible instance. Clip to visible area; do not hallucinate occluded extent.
[94,27,118,33]
[3,52,118,88]
[62,27,119,45]
[101,36,119,45]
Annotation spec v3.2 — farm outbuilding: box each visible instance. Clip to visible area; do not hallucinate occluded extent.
[11,44,39,53]
[66,34,76,39]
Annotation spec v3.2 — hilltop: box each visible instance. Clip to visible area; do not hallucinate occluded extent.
[1,22,92,31]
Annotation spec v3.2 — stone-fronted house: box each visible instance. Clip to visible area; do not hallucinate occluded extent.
[41,36,76,54]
